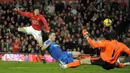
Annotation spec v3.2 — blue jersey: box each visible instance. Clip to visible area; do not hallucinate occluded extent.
[43,40,63,61]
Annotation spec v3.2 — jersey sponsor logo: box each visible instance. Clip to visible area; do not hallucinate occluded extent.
[53,44,59,47]
[32,20,39,25]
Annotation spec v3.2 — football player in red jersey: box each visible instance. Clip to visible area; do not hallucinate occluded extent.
[10,7,50,47]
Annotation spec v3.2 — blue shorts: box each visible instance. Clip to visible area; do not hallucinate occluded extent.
[59,52,74,64]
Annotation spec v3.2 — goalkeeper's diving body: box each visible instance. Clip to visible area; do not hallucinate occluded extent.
[78,29,130,70]
[60,29,130,70]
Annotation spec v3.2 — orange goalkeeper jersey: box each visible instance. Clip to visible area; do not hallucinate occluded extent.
[87,38,130,64]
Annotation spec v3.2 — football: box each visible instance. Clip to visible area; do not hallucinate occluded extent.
[104,18,112,27]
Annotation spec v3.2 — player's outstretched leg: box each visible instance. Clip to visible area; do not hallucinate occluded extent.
[35,37,43,47]
[59,60,81,69]
[124,62,130,66]
[41,50,46,63]
[8,28,18,33]
[18,28,26,33]
[60,57,92,69]
[8,27,26,33]
[115,62,130,68]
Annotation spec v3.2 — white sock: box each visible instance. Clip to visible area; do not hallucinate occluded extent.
[124,62,130,66]
[63,65,67,68]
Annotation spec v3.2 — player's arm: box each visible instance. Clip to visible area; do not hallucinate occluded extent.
[40,15,50,32]
[123,44,130,56]
[82,29,105,48]
[87,38,105,48]
[42,41,52,50]
[15,9,31,18]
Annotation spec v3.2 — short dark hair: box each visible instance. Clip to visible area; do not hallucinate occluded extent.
[33,6,40,10]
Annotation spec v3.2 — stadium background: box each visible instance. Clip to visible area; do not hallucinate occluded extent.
[0,0,130,62]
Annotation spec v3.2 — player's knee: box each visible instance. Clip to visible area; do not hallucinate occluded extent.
[77,52,81,56]
[80,58,91,65]
[37,39,43,47]
[39,43,43,47]
[72,52,81,58]
[38,42,42,47]
[18,28,26,32]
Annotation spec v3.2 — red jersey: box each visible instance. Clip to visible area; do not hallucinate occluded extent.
[12,41,20,53]
[16,10,50,31]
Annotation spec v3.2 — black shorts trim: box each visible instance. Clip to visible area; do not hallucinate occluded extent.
[91,58,115,70]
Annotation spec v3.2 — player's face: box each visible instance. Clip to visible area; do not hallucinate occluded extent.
[34,9,39,16]
[51,33,56,41]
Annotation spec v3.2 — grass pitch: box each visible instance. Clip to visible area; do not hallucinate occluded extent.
[0,61,129,73]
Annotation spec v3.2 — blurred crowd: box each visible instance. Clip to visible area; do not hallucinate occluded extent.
[0,0,130,55]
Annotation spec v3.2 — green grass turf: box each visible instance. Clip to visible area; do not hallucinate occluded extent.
[0,61,129,73]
